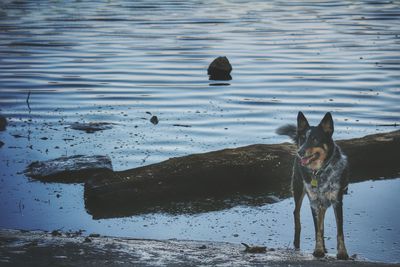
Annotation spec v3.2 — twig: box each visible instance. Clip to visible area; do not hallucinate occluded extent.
[376,123,398,127]
[18,200,24,216]
[26,90,31,112]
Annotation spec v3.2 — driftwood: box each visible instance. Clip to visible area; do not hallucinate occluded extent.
[84,130,400,219]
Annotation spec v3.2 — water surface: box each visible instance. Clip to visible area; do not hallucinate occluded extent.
[0,0,399,263]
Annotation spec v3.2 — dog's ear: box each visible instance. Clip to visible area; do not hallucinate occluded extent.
[319,112,334,136]
[297,111,310,134]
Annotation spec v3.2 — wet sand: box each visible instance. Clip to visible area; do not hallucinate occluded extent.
[0,229,398,267]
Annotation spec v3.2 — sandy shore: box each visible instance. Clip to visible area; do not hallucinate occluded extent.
[0,229,398,267]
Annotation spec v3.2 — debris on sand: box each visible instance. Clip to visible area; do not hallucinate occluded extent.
[208,56,232,81]
[51,230,62,237]
[89,233,100,238]
[241,243,267,253]
[24,155,113,183]
[69,122,114,133]
[2,229,388,266]
[0,115,7,131]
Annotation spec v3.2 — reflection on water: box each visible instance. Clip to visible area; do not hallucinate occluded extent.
[0,0,399,263]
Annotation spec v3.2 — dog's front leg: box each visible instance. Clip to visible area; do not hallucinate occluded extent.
[312,205,326,258]
[334,199,349,260]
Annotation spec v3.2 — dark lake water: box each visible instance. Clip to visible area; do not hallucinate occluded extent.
[1,0,399,263]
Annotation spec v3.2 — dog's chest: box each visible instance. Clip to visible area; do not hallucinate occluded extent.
[304,170,341,208]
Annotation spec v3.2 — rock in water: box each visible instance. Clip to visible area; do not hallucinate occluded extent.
[0,141,4,148]
[150,116,159,125]
[25,155,113,183]
[0,115,7,131]
[207,56,232,81]
[69,122,114,133]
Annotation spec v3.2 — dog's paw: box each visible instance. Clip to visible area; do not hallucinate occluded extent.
[337,251,349,260]
[313,249,325,258]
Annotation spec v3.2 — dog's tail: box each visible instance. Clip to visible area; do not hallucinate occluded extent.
[276,124,297,142]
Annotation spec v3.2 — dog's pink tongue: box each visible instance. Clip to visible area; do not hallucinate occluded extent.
[301,157,310,166]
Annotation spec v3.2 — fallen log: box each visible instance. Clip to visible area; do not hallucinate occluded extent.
[84,130,400,219]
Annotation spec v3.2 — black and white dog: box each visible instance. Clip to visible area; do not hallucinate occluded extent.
[277,112,349,260]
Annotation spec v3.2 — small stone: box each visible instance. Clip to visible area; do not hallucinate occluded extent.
[150,116,159,125]
[89,233,100,238]
[51,230,62,237]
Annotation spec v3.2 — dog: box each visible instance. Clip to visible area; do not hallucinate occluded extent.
[276,112,349,260]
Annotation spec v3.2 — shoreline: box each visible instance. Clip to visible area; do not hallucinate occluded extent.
[1,229,398,267]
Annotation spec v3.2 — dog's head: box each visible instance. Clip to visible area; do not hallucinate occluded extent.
[296,112,334,170]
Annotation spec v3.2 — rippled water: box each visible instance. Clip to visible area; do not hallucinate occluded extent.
[1,0,399,263]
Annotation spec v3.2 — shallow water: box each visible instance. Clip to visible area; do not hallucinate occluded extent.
[0,0,399,263]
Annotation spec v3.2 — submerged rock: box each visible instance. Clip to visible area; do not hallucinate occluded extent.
[69,122,114,133]
[0,140,4,148]
[25,155,113,183]
[208,56,232,81]
[0,115,7,131]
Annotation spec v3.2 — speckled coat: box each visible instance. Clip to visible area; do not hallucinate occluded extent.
[292,144,349,211]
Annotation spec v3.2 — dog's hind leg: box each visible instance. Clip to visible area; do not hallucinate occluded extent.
[293,186,305,249]
[334,197,349,260]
